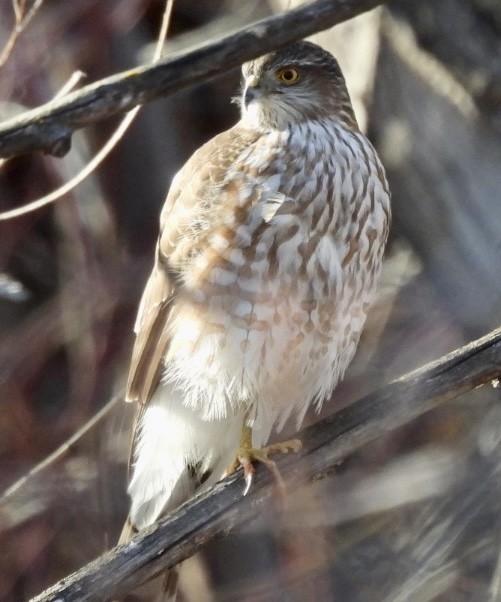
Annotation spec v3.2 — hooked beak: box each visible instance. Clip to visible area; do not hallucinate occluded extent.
[243,76,263,109]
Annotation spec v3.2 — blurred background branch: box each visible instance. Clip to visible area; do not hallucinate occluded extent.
[2,1,501,601]
[0,0,384,161]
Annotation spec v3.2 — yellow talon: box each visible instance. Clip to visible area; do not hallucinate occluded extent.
[226,426,302,496]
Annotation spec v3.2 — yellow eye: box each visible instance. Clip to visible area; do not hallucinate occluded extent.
[276,67,300,84]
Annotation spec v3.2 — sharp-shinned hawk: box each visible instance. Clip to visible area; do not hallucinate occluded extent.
[121,39,391,598]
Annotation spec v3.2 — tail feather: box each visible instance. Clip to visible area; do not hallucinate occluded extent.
[118,516,137,546]
[128,391,243,529]
[117,515,179,602]
[120,388,244,600]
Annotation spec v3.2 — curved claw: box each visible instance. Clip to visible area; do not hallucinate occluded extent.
[226,426,302,497]
[243,470,253,496]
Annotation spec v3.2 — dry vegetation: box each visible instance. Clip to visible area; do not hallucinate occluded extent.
[1,1,501,601]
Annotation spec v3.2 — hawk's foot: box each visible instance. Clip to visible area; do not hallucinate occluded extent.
[226,426,302,496]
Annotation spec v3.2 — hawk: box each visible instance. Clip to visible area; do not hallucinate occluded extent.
[121,40,390,598]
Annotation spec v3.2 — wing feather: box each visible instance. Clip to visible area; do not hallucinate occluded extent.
[125,252,174,403]
[125,125,261,407]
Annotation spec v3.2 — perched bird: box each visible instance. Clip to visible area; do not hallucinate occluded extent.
[121,40,390,598]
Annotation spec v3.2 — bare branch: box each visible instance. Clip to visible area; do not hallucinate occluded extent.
[0,0,385,160]
[0,395,121,507]
[31,327,501,602]
[0,0,46,68]
[0,0,176,221]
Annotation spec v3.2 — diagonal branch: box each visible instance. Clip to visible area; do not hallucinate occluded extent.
[0,0,385,160]
[31,326,501,602]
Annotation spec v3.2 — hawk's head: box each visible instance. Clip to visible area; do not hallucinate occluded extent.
[240,41,357,130]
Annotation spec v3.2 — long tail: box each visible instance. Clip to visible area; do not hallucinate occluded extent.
[119,388,244,600]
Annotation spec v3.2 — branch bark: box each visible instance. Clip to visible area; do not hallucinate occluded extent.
[0,0,385,159]
[31,326,501,602]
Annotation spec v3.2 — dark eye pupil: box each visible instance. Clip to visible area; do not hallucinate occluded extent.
[284,70,294,80]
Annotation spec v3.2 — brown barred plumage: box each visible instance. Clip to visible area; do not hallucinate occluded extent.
[121,40,390,600]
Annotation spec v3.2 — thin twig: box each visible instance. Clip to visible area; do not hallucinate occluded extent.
[0,394,121,505]
[0,0,385,163]
[51,71,87,100]
[0,0,46,68]
[0,0,176,220]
